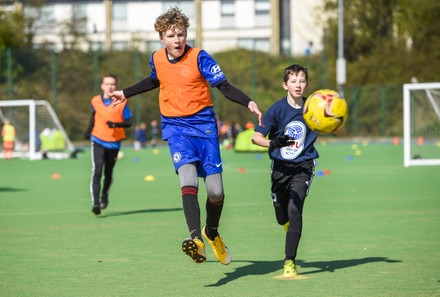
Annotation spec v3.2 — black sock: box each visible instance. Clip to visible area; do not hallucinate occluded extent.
[181,186,201,240]
[205,196,224,240]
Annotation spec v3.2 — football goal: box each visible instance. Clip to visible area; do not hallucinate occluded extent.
[403,82,440,167]
[0,99,75,160]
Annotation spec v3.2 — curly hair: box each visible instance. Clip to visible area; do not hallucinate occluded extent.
[154,7,190,37]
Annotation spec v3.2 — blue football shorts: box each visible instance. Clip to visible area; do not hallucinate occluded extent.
[167,134,223,177]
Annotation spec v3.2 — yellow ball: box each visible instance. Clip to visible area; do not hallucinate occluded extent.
[303,89,348,134]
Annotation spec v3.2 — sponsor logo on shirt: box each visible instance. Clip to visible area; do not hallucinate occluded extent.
[281,121,306,160]
[210,64,221,73]
[211,64,225,80]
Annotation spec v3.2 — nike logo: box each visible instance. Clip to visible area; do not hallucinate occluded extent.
[215,163,222,167]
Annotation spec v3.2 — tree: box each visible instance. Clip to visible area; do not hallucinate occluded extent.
[394,0,440,52]
[323,0,399,62]
[321,0,440,85]
[0,9,25,50]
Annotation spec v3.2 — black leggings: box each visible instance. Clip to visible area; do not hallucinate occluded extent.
[90,142,119,205]
[270,159,315,260]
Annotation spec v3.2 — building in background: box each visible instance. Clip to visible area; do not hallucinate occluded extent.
[2,0,324,56]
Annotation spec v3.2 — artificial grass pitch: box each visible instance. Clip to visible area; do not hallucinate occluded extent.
[0,143,439,297]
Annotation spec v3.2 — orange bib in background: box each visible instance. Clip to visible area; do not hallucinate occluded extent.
[91,95,127,142]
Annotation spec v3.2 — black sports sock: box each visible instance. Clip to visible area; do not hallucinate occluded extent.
[181,186,201,240]
[205,196,224,240]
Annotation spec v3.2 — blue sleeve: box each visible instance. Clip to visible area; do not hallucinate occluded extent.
[198,50,227,87]
[255,106,275,137]
[123,105,133,120]
[149,53,157,80]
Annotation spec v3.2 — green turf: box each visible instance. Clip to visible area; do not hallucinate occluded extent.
[1,142,439,297]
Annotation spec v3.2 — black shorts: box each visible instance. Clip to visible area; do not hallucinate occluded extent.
[270,159,316,208]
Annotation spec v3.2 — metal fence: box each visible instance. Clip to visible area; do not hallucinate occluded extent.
[0,47,404,139]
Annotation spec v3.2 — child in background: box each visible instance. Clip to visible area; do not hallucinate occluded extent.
[134,122,148,151]
[2,119,16,160]
[84,73,133,215]
[150,120,158,149]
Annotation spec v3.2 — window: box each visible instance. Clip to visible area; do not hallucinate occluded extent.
[255,0,270,15]
[24,5,55,34]
[162,1,194,19]
[221,0,235,16]
[41,5,55,23]
[72,4,87,33]
[112,3,127,32]
[238,38,270,53]
[113,41,128,51]
[186,39,194,47]
[221,0,235,28]
[146,40,162,53]
[90,41,103,52]
[32,42,56,51]
[146,38,194,54]
[72,4,86,22]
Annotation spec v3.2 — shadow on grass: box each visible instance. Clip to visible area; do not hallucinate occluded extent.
[0,187,26,192]
[296,257,402,275]
[205,260,281,287]
[206,257,401,287]
[97,207,182,218]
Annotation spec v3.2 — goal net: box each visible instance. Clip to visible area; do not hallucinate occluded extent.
[0,99,75,160]
[403,82,440,167]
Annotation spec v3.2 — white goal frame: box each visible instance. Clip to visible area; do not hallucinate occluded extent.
[0,99,75,160]
[403,82,440,167]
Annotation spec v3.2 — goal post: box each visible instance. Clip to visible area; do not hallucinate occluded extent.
[0,99,75,160]
[403,82,440,167]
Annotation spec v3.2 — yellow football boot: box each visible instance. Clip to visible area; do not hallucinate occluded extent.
[283,259,298,278]
[182,237,206,264]
[202,226,232,265]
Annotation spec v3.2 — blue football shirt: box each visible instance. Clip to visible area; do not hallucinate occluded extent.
[149,46,226,140]
[255,97,319,163]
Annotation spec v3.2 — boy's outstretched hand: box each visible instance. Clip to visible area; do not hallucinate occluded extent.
[110,90,127,107]
[248,101,262,126]
[270,135,295,149]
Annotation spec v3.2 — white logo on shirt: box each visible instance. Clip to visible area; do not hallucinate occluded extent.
[173,152,181,163]
[280,121,306,160]
[210,64,222,73]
